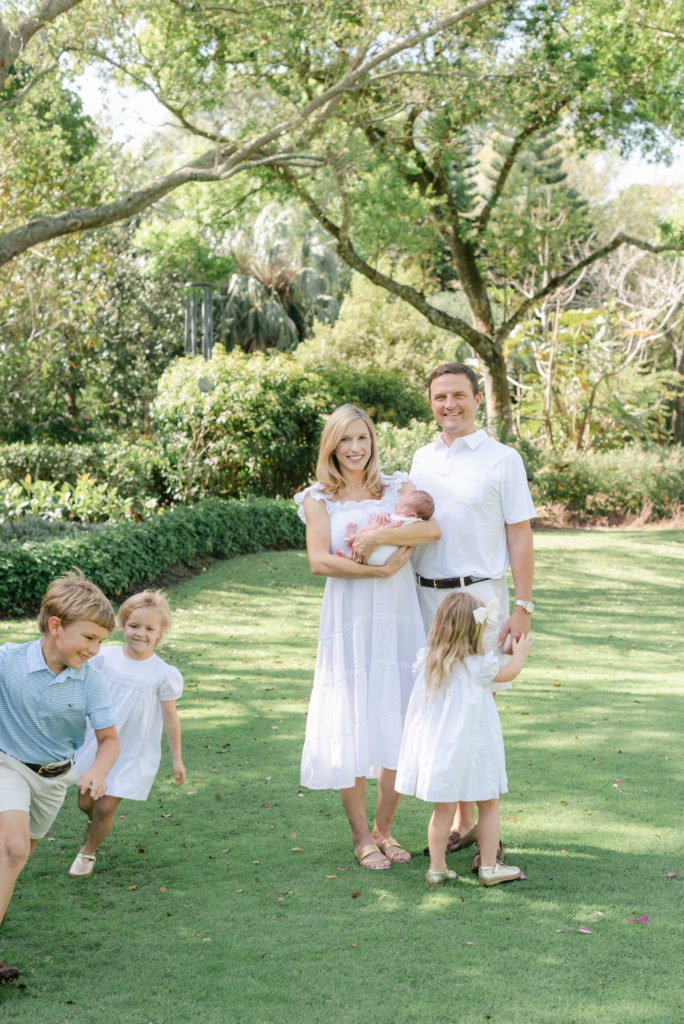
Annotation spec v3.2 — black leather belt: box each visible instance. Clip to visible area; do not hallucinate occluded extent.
[23,759,72,778]
[416,574,491,589]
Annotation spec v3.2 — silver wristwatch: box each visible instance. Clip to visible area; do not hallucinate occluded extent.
[515,599,534,613]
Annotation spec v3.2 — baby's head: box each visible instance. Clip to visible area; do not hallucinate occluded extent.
[118,589,172,652]
[395,489,434,520]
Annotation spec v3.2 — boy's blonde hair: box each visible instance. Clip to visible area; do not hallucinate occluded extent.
[38,571,115,634]
[424,591,486,696]
[315,404,383,501]
[118,590,172,641]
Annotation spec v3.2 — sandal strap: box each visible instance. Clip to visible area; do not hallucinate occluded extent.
[355,843,385,865]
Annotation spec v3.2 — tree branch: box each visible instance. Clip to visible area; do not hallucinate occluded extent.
[497,234,684,340]
[1,0,506,266]
[277,165,501,363]
[0,0,83,91]
[476,101,567,236]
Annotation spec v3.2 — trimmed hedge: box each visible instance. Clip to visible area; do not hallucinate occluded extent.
[0,497,305,616]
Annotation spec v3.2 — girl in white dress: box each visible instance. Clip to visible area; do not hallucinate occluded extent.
[68,590,186,877]
[396,591,533,887]
[296,404,440,870]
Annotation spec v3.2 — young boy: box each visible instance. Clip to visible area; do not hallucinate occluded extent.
[0,573,120,941]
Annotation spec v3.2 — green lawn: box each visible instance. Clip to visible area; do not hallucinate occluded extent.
[1,529,682,1023]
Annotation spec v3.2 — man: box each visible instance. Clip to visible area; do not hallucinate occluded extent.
[409,363,536,866]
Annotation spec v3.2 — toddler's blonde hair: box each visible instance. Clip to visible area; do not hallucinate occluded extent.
[38,571,115,634]
[424,591,487,696]
[118,589,172,643]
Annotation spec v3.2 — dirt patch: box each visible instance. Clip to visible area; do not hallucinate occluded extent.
[533,502,684,532]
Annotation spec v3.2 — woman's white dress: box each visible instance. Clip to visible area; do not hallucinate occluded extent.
[395,648,507,802]
[295,472,426,790]
[74,646,183,800]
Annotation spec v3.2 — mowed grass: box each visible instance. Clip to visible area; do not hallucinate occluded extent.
[1,529,682,1024]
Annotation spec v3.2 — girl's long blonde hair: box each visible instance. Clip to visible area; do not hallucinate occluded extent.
[315,404,384,501]
[424,591,487,696]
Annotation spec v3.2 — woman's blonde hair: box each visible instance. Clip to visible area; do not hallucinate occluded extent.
[424,591,486,696]
[315,404,383,501]
[118,589,172,643]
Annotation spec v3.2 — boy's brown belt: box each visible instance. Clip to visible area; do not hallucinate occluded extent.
[23,759,73,778]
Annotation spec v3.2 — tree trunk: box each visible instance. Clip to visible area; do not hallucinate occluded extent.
[481,347,512,439]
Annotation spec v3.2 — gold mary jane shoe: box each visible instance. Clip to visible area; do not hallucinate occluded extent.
[68,852,96,878]
[478,863,521,887]
[425,868,458,888]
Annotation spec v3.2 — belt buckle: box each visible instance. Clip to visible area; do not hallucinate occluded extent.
[37,765,50,777]
[432,578,443,589]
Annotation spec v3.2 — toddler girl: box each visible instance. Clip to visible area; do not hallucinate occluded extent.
[68,590,186,877]
[396,591,533,887]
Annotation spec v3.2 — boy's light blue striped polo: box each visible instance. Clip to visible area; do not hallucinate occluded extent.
[0,640,116,765]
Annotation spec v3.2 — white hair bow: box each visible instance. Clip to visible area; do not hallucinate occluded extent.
[473,597,500,625]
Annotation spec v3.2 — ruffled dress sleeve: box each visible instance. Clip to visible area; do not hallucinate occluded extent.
[467,650,502,692]
[294,483,329,524]
[380,471,410,505]
[159,664,184,702]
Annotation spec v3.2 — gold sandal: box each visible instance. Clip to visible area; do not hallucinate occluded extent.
[376,836,411,863]
[355,843,391,869]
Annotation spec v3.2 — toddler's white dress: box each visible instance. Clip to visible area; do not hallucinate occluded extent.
[395,648,507,802]
[74,646,183,800]
[295,472,425,790]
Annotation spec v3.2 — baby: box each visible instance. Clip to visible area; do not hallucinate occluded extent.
[340,489,435,565]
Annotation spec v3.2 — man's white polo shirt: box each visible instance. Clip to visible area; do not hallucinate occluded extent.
[410,429,536,581]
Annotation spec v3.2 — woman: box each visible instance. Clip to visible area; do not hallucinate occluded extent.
[295,405,440,869]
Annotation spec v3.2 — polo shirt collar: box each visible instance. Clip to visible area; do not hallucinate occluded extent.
[27,638,87,680]
[435,428,488,452]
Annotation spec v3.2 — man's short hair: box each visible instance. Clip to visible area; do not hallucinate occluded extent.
[38,571,115,634]
[428,363,480,397]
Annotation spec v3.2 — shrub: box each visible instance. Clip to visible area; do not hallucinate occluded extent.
[300,363,430,427]
[0,441,165,505]
[152,348,332,501]
[531,446,683,519]
[375,419,439,474]
[0,497,304,615]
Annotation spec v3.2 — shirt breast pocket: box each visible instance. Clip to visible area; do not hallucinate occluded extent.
[455,474,485,504]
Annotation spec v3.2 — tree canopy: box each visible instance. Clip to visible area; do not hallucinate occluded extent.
[2,0,683,431]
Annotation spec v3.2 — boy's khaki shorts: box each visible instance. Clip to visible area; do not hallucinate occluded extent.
[0,752,76,840]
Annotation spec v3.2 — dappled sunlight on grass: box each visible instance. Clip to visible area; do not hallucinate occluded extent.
[2,530,682,1023]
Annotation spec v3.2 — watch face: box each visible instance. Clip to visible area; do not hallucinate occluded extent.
[517,600,534,613]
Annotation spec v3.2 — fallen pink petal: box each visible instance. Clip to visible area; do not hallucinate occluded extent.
[578,926,593,934]
[518,872,527,880]
[555,929,566,933]
[628,915,648,923]
[662,873,679,878]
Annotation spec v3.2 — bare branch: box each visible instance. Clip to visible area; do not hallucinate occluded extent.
[497,233,684,340]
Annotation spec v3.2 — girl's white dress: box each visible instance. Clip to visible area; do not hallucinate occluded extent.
[395,648,507,802]
[295,472,426,790]
[74,646,183,800]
